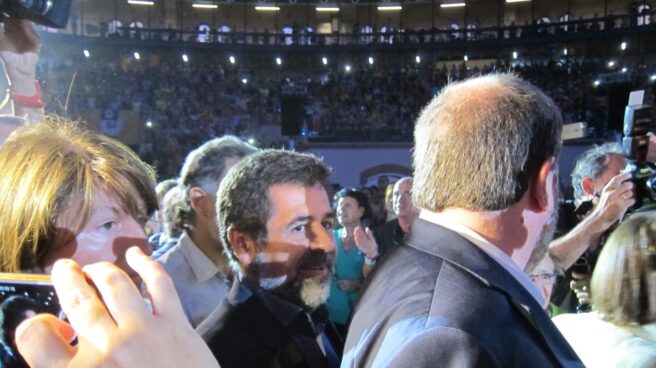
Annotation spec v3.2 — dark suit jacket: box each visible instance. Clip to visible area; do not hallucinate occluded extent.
[342,219,584,368]
[196,278,342,368]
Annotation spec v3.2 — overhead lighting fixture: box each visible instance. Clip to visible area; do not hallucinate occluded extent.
[650,75,656,81]
[440,2,465,8]
[593,80,600,87]
[463,54,468,61]
[133,52,141,60]
[621,67,627,73]
[255,5,280,11]
[608,60,615,67]
[620,41,627,51]
[127,0,154,5]
[415,55,421,64]
[563,48,568,56]
[316,6,339,12]
[506,0,530,2]
[368,56,374,65]
[242,78,248,84]
[229,55,236,64]
[146,121,153,128]
[83,49,90,58]
[377,5,402,10]
[345,64,352,72]
[182,54,189,63]
[192,3,218,9]
[512,51,518,59]
[275,56,282,65]
[322,57,328,65]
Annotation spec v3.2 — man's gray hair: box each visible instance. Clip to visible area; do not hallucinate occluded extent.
[216,149,330,271]
[178,136,257,231]
[570,143,623,200]
[413,73,563,211]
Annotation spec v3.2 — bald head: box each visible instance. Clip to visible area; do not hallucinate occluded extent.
[413,74,563,212]
[393,177,415,217]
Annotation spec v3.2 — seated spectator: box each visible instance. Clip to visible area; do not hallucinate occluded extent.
[553,213,656,367]
[327,188,373,334]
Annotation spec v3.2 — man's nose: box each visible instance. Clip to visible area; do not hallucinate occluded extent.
[309,224,336,253]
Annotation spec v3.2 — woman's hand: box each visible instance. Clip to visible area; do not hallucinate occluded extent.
[16,247,220,368]
[337,279,362,292]
[354,226,378,259]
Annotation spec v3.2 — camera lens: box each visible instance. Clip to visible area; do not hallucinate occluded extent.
[17,0,52,15]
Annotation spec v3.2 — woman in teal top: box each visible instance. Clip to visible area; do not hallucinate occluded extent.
[326,188,373,334]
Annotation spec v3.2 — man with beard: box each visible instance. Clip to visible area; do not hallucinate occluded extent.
[196,150,342,368]
[342,74,584,367]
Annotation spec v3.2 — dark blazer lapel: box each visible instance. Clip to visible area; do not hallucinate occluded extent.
[405,218,583,367]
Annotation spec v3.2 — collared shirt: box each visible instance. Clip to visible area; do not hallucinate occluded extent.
[157,231,231,327]
[419,209,544,305]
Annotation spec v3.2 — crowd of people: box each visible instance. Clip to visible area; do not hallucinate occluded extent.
[33,48,624,178]
[3,15,656,368]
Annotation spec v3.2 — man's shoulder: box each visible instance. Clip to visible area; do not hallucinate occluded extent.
[155,240,185,271]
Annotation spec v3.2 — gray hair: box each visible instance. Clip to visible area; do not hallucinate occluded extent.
[178,136,257,231]
[413,73,563,211]
[217,150,330,271]
[570,143,623,201]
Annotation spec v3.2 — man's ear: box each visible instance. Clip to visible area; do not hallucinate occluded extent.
[189,187,209,218]
[581,177,596,197]
[530,157,557,211]
[228,227,257,267]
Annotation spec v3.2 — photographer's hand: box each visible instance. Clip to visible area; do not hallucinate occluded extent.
[15,247,220,368]
[548,172,634,270]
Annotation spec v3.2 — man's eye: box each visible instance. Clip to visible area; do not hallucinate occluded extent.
[322,221,335,230]
[292,224,307,232]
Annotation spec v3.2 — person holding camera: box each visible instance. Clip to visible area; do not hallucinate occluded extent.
[547,143,635,311]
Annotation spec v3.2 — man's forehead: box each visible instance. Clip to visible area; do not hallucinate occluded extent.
[266,182,331,216]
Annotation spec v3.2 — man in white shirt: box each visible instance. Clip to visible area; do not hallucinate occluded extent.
[342,74,584,367]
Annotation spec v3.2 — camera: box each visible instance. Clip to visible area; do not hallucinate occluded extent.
[622,90,656,212]
[0,0,71,29]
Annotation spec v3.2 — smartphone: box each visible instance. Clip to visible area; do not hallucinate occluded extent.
[0,273,62,368]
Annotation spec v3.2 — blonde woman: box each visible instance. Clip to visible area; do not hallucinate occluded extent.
[0,120,158,278]
[553,213,656,367]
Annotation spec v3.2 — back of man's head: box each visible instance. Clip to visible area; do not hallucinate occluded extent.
[216,149,330,271]
[413,73,563,212]
[178,136,257,231]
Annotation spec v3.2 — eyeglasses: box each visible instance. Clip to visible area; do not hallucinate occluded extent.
[528,273,557,284]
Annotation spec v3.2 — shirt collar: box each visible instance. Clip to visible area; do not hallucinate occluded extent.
[419,209,544,306]
[179,231,224,283]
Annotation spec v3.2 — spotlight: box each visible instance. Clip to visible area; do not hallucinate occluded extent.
[83,49,90,58]
[651,75,656,82]
[229,55,236,64]
[620,42,627,51]
[368,56,374,65]
[248,138,256,144]
[593,80,601,87]
[563,48,568,56]
[182,54,189,63]
[275,56,282,65]
[608,60,615,67]
[133,52,141,60]
[621,67,627,73]
[512,51,518,60]
[322,56,328,65]
[242,78,248,84]
[345,64,352,72]
[415,55,421,64]
[463,54,468,61]
[146,121,153,128]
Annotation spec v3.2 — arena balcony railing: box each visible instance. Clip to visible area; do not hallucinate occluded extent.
[44,11,655,51]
